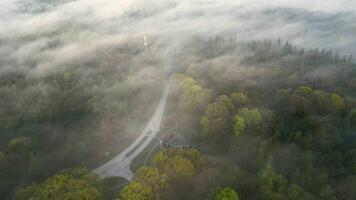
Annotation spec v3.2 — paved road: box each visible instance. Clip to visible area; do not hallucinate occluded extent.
[93,82,170,181]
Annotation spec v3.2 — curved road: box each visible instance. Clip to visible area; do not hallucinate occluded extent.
[93,82,170,181]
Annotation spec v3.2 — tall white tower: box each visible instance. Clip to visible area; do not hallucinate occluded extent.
[143,36,148,49]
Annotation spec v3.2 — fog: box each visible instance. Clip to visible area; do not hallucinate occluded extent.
[0,0,354,158]
[1,1,356,199]
[1,0,356,75]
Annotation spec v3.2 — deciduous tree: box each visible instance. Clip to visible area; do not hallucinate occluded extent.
[119,182,153,200]
[16,168,102,200]
[201,95,235,136]
[214,187,239,200]
[230,92,249,108]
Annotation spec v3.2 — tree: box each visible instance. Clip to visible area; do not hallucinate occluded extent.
[153,153,195,181]
[173,74,211,114]
[201,95,235,136]
[0,152,7,176]
[259,159,288,200]
[297,86,313,95]
[230,92,249,108]
[8,137,32,153]
[133,167,168,198]
[119,182,153,200]
[174,148,203,168]
[287,184,308,200]
[169,156,195,179]
[347,109,356,130]
[16,168,102,200]
[328,93,344,111]
[319,185,338,200]
[312,90,329,113]
[233,115,245,137]
[337,176,356,200]
[152,149,202,183]
[313,90,345,113]
[232,168,259,199]
[214,187,239,200]
[237,108,262,128]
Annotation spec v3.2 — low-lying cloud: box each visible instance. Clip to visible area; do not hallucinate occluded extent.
[0,0,355,75]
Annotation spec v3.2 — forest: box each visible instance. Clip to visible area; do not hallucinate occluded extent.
[1,0,356,200]
[1,36,355,200]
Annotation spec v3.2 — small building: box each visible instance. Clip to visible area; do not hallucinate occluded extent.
[163,134,197,150]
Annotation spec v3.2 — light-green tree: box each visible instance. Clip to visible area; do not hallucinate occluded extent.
[133,167,168,198]
[237,108,262,127]
[311,89,344,113]
[232,108,262,136]
[119,182,153,200]
[120,149,203,200]
[173,74,211,114]
[201,95,235,136]
[233,115,245,137]
[297,86,313,95]
[152,152,196,182]
[328,93,344,111]
[214,187,239,200]
[16,168,102,200]
[152,149,203,183]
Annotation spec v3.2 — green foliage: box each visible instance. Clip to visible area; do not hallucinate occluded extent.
[63,72,73,82]
[16,168,102,200]
[200,95,235,136]
[120,149,204,200]
[289,131,303,143]
[287,184,311,200]
[232,115,245,137]
[214,187,239,200]
[328,93,345,111]
[168,156,195,178]
[0,152,5,163]
[289,88,345,114]
[173,74,211,114]
[319,185,337,200]
[3,36,356,200]
[236,108,262,128]
[337,176,356,200]
[275,88,292,102]
[230,92,249,108]
[8,137,32,153]
[0,152,6,174]
[157,38,356,200]
[348,109,356,129]
[119,182,153,200]
[0,45,164,198]
[297,86,313,95]
[133,167,168,198]
[152,149,202,182]
[120,166,171,200]
[258,160,288,200]
[232,168,260,199]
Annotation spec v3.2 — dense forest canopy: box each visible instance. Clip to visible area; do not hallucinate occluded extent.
[0,0,356,200]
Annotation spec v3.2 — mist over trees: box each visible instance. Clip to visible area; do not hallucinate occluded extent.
[0,0,356,200]
[0,36,165,199]
[4,33,355,200]
[160,36,356,200]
